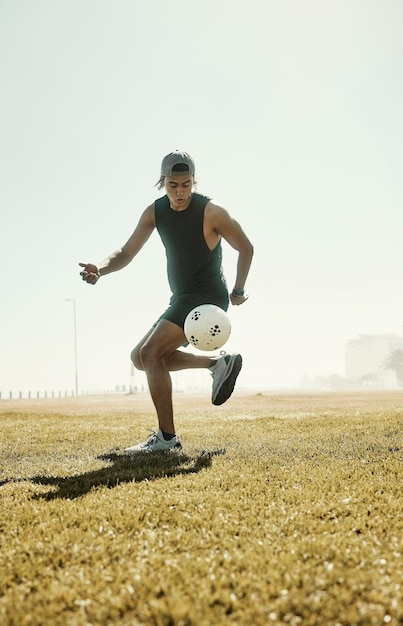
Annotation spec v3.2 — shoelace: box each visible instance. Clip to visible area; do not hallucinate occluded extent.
[143,430,158,445]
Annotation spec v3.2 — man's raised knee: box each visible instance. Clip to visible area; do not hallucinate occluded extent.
[130,347,144,371]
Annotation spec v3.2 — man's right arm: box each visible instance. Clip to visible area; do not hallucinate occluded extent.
[79,204,156,284]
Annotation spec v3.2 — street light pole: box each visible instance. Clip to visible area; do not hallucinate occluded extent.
[65,299,78,396]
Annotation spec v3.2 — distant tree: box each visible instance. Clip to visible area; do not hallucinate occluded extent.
[383,349,403,386]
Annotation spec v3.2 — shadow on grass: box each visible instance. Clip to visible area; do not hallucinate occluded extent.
[23,448,226,501]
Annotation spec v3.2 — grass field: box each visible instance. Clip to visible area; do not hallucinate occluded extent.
[0,390,402,626]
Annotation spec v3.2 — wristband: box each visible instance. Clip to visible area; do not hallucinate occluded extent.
[231,288,245,297]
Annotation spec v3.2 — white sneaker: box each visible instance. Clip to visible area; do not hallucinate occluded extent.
[124,429,182,454]
[211,353,242,405]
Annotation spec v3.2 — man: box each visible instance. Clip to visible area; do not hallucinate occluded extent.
[79,150,253,453]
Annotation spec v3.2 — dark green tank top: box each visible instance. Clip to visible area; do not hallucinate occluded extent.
[155,193,226,296]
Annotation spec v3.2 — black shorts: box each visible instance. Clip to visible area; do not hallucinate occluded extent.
[156,286,229,330]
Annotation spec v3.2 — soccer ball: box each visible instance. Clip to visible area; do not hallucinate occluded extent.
[184,304,231,351]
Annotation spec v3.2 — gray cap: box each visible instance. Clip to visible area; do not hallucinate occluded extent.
[160,151,195,177]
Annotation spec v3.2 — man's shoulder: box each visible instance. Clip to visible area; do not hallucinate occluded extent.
[138,202,157,227]
[204,198,226,213]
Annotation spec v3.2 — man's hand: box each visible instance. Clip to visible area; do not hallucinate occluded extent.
[230,293,249,306]
[79,262,100,285]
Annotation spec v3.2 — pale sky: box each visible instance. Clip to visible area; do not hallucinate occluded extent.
[1,0,402,394]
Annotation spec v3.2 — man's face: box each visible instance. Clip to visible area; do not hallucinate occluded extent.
[164,174,194,210]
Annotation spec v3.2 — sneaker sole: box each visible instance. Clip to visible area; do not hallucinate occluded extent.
[212,354,243,406]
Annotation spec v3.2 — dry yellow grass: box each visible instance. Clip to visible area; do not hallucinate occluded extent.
[0,391,402,625]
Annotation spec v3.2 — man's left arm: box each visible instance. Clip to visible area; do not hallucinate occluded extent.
[207,202,254,306]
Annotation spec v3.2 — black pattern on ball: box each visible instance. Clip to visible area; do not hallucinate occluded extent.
[209,324,222,337]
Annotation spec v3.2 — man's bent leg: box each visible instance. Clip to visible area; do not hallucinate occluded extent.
[131,328,215,373]
[131,320,240,437]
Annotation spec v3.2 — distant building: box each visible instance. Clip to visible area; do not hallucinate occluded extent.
[345,334,403,383]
